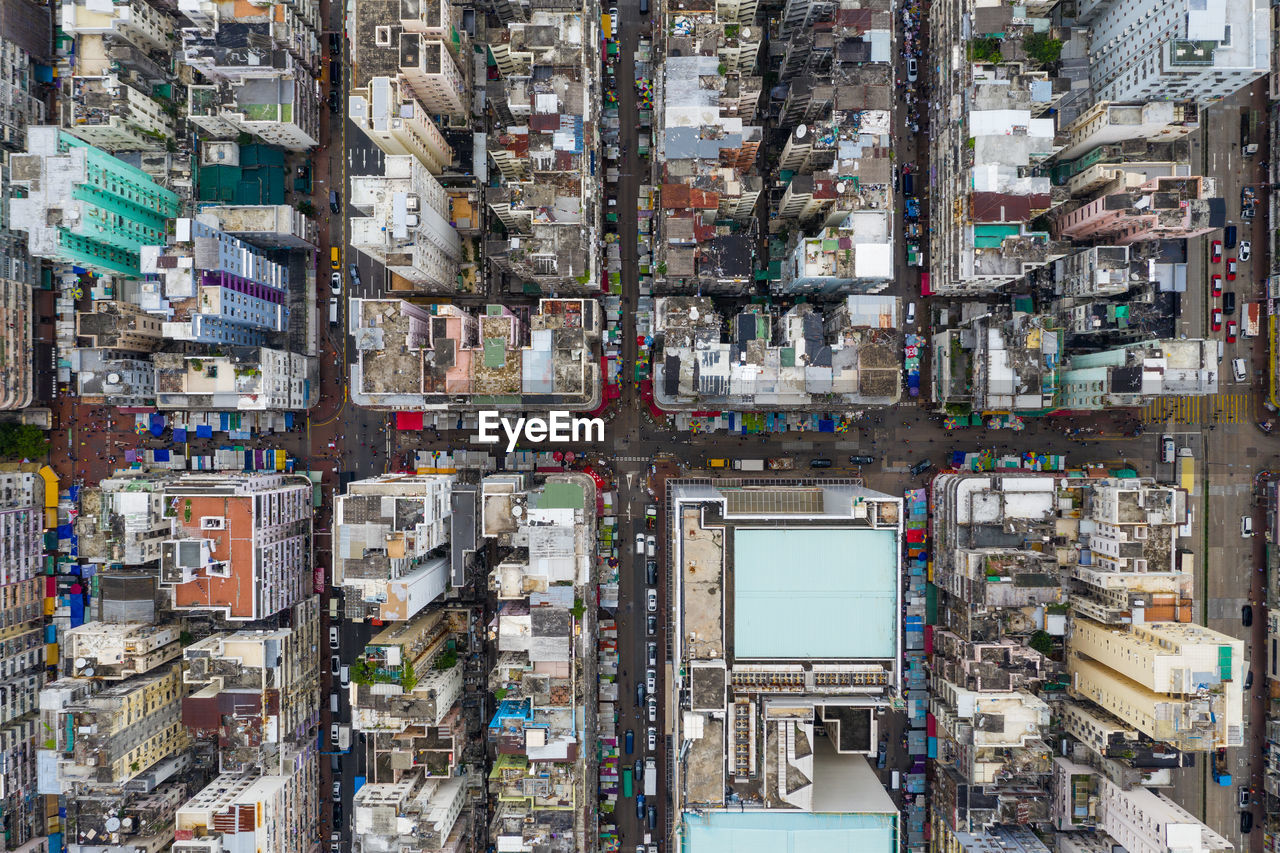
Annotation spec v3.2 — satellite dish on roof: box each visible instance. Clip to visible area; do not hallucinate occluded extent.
[835,182,847,194]
[75,658,86,669]
[796,124,807,139]
[512,505,523,517]
[105,818,121,832]
[83,668,95,677]
[742,28,750,37]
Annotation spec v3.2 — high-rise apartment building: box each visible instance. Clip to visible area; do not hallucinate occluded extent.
[158,473,313,621]
[348,77,454,174]
[9,127,180,277]
[1067,618,1243,751]
[1079,0,1269,104]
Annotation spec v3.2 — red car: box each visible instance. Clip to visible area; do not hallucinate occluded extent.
[1227,258,1238,280]
[1212,308,1223,331]
[1211,240,1223,263]
[1227,321,1238,343]
[1211,274,1223,296]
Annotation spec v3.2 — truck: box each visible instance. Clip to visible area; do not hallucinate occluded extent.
[644,757,657,796]
[732,459,765,471]
[337,725,351,752]
[1213,749,1233,786]
[766,457,794,470]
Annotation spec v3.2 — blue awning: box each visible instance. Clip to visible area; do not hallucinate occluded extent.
[173,428,187,442]
[196,425,214,438]
[153,449,170,462]
[148,413,166,436]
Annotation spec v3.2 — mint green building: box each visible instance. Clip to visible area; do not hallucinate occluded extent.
[9,126,180,277]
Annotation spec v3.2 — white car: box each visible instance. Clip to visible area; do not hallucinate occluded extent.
[646,534,655,557]
[330,271,342,295]
[635,532,645,554]
[648,698,658,723]
[1239,241,1252,261]
[647,727,657,750]
[646,669,656,693]
[329,626,340,650]
[647,588,657,612]
[330,723,340,745]
[907,57,918,82]
[647,641,657,666]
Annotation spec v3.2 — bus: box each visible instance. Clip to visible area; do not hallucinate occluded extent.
[621,768,633,798]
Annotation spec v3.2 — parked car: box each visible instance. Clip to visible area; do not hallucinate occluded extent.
[1245,670,1254,690]
[330,271,342,295]
[646,534,655,557]
[647,727,657,750]
[1242,605,1253,627]
[1224,226,1238,249]
[1227,321,1238,343]
[331,723,340,744]
[906,302,917,325]
[635,533,645,554]
[329,626,340,650]
[647,641,657,667]
[909,459,933,477]
[907,57,918,82]
[1242,516,1254,537]
[1239,240,1252,261]
[331,655,341,676]
[647,615,657,635]
[1211,239,1223,262]
[809,458,833,468]
[1241,811,1254,834]
[646,669,656,693]
[1211,308,1223,331]
[849,455,875,465]
[1211,274,1222,296]
[646,588,657,612]
[648,697,657,723]
[1227,257,1238,280]
[646,560,657,585]
[1224,291,1236,314]
[348,264,361,288]
[624,729,634,754]
[329,190,341,214]
[333,781,341,799]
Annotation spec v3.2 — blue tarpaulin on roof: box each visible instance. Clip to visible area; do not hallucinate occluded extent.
[149,413,166,436]
[285,413,295,428]
[153,449,170,462]
[196,425,214,438]
[173,428,187,443]
[57,524,73,538]
[68,485,80,501]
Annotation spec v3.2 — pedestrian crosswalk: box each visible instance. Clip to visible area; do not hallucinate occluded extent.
[1141,392,1252,426]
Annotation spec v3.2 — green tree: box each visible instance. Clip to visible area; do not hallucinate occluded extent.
[1028,630,1054,656]
[1023,32,1063,65]
[968,37,1003,63]
[296,200,316,217]
[0,423,48,459]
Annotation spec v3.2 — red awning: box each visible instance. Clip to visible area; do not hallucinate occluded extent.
[395,411,424,430]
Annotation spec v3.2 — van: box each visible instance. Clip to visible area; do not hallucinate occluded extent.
[808,458,833,468]
[1223,292,1236,315]
[1242,516,1254,538]
[330,693,339,713]
[891,771,901,790]
[329,297,339,326]
[639,0,648,14]
[1233,358,1248,382]
[903,173,914,197]
[329,596,339,619]
[330,190,341,214]
[340,665,350,687]
[636,682,646,707]
[647,805,657,830]
[1224,225,1238,249]
[906,302,917,325]
[1161,434,1175,464]
[707,458,728,468]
